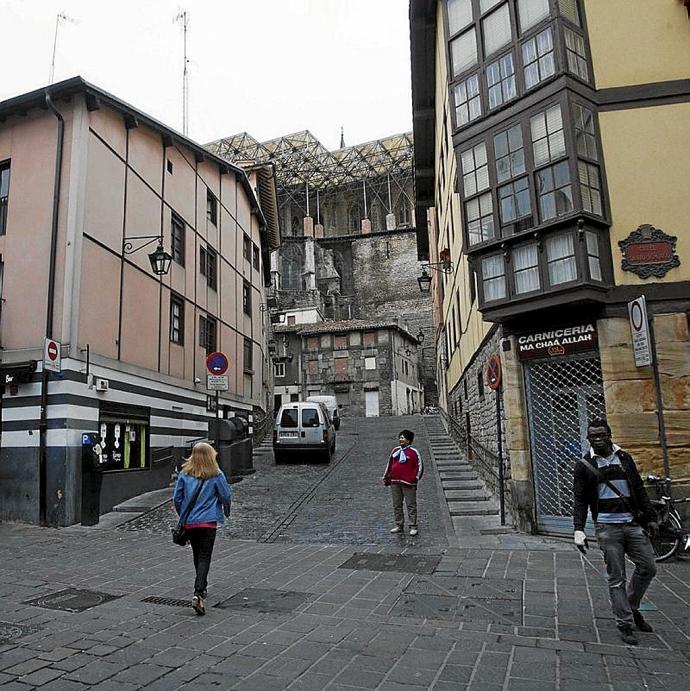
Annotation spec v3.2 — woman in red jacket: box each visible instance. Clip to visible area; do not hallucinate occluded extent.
[382,430,423,536]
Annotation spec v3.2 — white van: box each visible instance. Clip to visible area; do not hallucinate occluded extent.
[273,401,336,463]
[306,395,340,430]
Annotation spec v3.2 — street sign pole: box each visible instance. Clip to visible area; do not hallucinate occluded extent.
[496,384,505,526]
[215,390,220,451]
[648,317,671,478]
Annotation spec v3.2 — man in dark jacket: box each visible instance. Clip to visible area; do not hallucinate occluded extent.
[573,418,658,646]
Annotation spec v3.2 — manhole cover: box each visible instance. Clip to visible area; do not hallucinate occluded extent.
[339,553,441,575]
[141,596,191,608]
[215,588,310,613]
[0,621,39,645]
[23,589,121,613]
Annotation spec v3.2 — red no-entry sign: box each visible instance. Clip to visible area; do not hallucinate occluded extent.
[43,338,62,373]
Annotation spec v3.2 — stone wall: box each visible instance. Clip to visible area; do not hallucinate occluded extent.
[599,312,690,486]
[446,327,517,526]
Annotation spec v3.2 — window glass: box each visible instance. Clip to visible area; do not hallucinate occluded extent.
[454,74,482,126]
[483,4,511,57]
[243,281,252,315]
[482,255,506,301]
[536,161,573,221]
[487,53,516,110]
[517,0,550,33]
[467,192,495,245]
[365,356,377,370]
[559,0,581,26]
[274,362,285,378]
[461,142,489,196]
[565,29,588,81]
[244,338,253,371]
[170,294,184,345]
[522,28,555,89]
[585,230,602,281]
[513,244,540,294]
[96,419,149,470]
[171,214,185,266]
[480,0,501,11]
[301,408,320,428]
[280,409,299,428]
[206,189,217,226]
[531,105,565,167]
[578,161,603,215]
[450,28,478,77]
[546,233,578,285]
[447,0,472,34]
[495,125,525,182]
[0,164,9,236]
[498,178,531,226]
[574,104,598,160]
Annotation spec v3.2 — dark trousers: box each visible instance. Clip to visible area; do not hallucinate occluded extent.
[188,528,217,597]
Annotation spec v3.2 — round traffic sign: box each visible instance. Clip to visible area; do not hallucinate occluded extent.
[631,300,644,332]
[47,341,59,361]
[206,351,229,375]
[485,353,502,391]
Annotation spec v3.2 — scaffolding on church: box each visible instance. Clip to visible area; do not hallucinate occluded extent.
[206,130,415,235]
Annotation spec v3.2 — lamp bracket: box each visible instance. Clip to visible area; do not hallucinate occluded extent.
[421,260,454,275]
[123,235,163,254]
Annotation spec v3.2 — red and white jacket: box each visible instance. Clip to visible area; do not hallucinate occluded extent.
[382,445,423,486]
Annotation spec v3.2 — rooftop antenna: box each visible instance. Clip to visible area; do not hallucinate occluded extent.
[173,9,190,136]
[340,126,346,149]
[49,12,78,84]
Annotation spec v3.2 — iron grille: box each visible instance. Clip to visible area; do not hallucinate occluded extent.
[525,353,606,534]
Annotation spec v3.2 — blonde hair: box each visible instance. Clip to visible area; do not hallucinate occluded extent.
[182,442,220,479]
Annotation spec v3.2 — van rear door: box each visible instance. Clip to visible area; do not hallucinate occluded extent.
[278,406,300,446]
[300,406,323,446]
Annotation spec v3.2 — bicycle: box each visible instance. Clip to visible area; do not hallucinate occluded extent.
[647,475,690,562]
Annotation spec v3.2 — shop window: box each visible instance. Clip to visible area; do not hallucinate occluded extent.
[454,74,481,127]
[522,28,555,89]
[97,404,150,471]
[546,233,577,285]
[487,52,516,110]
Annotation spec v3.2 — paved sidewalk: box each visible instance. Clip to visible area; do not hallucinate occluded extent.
[1,521,688,690]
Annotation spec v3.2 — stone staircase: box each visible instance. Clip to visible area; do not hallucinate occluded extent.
[424,416,499,517]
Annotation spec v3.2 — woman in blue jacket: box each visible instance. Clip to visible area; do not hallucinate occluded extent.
[173,442,231,615]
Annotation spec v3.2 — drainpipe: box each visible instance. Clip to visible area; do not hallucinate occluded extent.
[38,91,64,525]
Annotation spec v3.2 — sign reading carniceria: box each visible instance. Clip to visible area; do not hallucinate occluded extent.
[517,323,598,360]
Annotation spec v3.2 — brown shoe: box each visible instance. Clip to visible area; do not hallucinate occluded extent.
[192,595,205,616]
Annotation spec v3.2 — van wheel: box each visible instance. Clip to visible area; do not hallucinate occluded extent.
[322,447,332,464]
[274,452,285,465]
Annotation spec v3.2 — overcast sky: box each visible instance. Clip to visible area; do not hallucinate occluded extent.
[0,0,412,150]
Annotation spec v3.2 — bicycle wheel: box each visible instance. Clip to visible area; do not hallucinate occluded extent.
[651,513,682,562]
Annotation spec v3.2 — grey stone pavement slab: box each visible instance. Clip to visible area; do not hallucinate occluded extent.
[1,416,689,690]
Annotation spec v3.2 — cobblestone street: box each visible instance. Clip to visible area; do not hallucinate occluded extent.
[1,417,689,690]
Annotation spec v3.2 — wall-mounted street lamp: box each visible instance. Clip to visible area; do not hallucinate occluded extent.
[123,236,172,276]
[417,260,454,293]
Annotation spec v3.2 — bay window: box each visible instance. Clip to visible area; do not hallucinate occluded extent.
[546,233,577,285]
[454,74,482,126]
[467,193,495,245]
[483,3,512,57]
[513,244,540,294]
[586,230,603,281]
[522,28,555,89]
[447,0,472,35]
[517,0,550,33]
[482,254,506,301]
[578,161,602,216]
[461,142,489,196]
[531,105,565,166]
[495,125,525,182]
[487,53,516,109]
[574,104,598,160]
[499,177,531,227]
[536,161,573,221]
[451,28,478,77]
[565,28,588,81]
